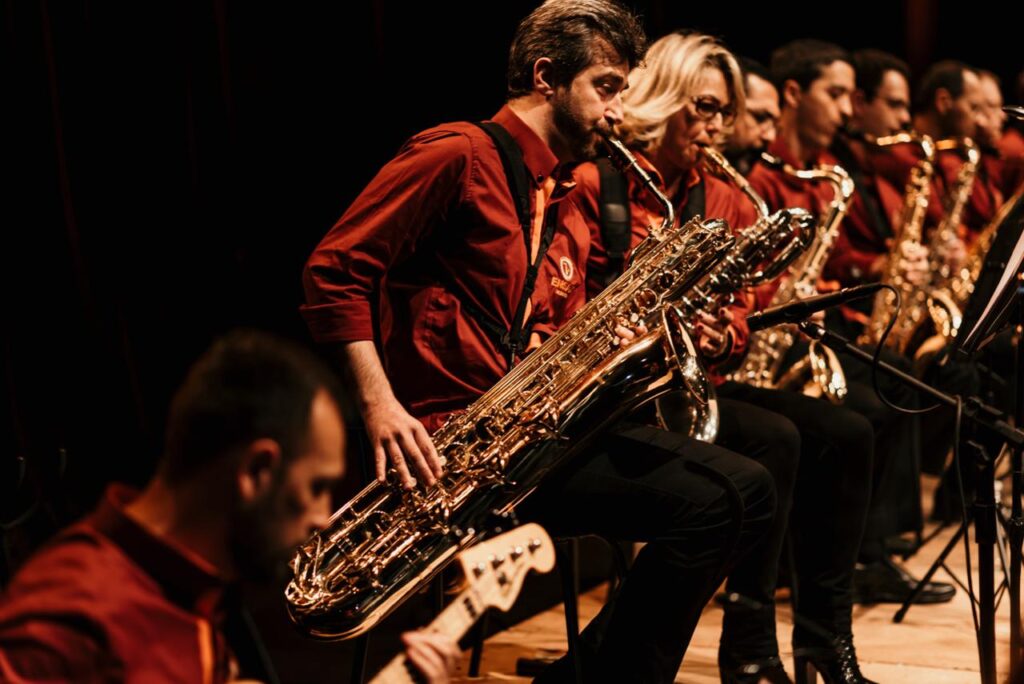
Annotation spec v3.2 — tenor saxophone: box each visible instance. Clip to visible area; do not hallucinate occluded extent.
[858,132,937,354]
[655,146,817,430]
[728,154,855,403]
[286,138,734,639]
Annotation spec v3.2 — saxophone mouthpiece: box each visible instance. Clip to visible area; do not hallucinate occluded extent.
[759,151,784,168]
[1003,105,1024,121]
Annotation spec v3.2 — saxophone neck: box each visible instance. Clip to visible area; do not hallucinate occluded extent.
[702,145,770,219]
[602,136,675,238]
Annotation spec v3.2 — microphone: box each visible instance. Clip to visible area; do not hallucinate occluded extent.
[746,283,884,331]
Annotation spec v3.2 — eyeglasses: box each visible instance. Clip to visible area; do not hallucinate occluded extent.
[691,96,736,126]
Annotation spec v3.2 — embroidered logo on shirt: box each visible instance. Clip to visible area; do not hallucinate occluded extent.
[551,256,578,298]
[559,256,574,281]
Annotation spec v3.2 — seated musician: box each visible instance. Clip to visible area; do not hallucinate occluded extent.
[301,3,775,682]
[567,31,875,684]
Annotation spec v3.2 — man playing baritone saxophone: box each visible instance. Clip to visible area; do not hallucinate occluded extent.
[566,34,874,683]
[741,40,957,609]
[301,2,775,682]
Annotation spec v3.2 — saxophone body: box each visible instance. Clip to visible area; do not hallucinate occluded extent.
[858,133,937,354]
[655,147,817,431]
[912,137,977,350]
[952,184,1024,309]
[286,138,734,640]
[728,154,854,403]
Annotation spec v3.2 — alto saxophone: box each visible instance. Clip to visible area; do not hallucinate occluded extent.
[656,146,817,431]
[899,138,981,367]
[952,184,1024,309]
[728,154,854,403]
[918,137,978,344]
[858,132,937,353]
[286,137,734,639]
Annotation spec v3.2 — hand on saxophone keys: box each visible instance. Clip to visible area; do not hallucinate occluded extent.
[612,319,649,347]
[694,308,734,360]
[879,239,930,287]
[934,235,967,272]
[363,394,445,490]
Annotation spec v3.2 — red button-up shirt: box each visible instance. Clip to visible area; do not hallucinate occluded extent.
[301,106,579,432]
[999,128,1024,196]
[0,485,235,684]
[565,155,754,381]
[934,148,1005,243]
[824,137,906,287]
[746,138,839,310]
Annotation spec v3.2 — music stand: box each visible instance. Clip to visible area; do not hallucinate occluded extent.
[954,191,1024,357]
[794,189,1024,682]
[946,189,1024,680]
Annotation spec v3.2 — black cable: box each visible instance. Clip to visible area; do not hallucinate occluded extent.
[869,284,943,414]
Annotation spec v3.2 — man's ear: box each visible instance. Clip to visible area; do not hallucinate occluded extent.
[533,57,556,98]
[782,79,803,111]
[934,87,953,116]
[237,438,283,503]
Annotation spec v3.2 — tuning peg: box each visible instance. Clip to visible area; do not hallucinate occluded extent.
[528,538,543,552]
[510,545,524,561]
[489,554,506,569]
[473,562,487,578]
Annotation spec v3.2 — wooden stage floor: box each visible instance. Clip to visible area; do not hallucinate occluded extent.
[452,475,1015,683]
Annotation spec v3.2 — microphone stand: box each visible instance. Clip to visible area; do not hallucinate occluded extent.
[798,320,1024,684]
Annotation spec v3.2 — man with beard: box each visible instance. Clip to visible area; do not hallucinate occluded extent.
[721,57,781,176]
[302,2,775,681]
[0,331,458,683]
[913,61,998,240]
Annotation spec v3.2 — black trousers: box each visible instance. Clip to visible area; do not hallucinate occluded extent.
[838,349,922,553]
[795,315,923,553]
[717,383,873,651]
[525,421,776,684]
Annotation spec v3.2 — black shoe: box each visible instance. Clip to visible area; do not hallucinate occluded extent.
[719,654,793,683]
[852,556,956,604]
[793,635,877,684]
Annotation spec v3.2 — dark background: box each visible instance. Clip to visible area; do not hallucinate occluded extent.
[3,0,1022,679]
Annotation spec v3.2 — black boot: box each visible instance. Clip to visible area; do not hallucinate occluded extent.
[793,635,877,684]
[719,653,793,683]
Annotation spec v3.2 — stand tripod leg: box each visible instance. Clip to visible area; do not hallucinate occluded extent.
[968,440,998,684]
[1010,445,1024,678]
[893,522,966,623]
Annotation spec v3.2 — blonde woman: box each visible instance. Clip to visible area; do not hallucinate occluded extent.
[571,32,875,684]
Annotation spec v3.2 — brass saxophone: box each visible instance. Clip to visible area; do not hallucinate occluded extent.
[952,184,1024,309]
[858,132,937,353]
[728,153,854,403]
[911,137,978,350]
[286,137,734,639]
[656,147,817,430]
